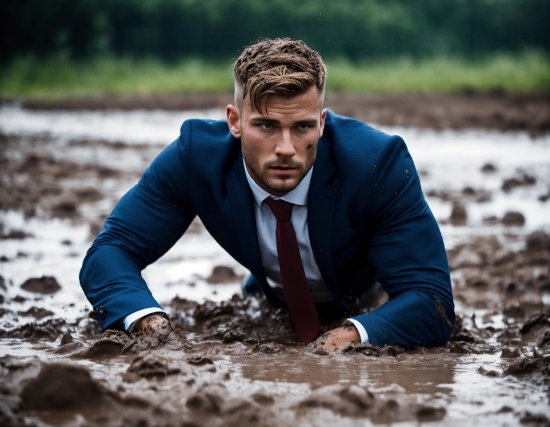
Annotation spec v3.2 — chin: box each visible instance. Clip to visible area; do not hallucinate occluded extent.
[266,180,298,195]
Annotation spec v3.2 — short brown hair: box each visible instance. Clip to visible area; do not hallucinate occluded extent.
[233,38,326,113]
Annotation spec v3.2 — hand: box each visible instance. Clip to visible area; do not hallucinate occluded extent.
[136,313,171,335]
[134,313,190,351]
[316,324,361,352]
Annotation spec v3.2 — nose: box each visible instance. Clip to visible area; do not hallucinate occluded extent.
[274,129,295,157]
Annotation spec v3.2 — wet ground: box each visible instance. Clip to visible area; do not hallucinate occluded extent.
[0,103,549,426]
[5,91,550,137]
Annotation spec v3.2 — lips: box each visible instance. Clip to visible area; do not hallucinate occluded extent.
[269,167,297,178]
[271,166,296,170]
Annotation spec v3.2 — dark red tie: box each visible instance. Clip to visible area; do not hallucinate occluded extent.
[264,198,320,344]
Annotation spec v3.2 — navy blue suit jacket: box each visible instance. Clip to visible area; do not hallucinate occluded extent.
[80,111,455,348]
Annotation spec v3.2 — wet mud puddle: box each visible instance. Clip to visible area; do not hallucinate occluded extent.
[0,106,549,426]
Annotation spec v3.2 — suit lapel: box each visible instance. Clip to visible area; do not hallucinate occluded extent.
[308,136,346,306]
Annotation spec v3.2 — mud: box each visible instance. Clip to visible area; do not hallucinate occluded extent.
[0,134,119,220]
[20,276,61,294]
[1,109,550,426]
[0,270,549,427]
[3,92,549,135]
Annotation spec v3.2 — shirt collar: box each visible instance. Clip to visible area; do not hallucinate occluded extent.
[243,158,312,207]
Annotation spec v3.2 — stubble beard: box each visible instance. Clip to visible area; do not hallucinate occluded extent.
[241,139,317,197]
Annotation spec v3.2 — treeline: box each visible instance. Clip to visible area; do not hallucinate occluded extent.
[1,0,549,63]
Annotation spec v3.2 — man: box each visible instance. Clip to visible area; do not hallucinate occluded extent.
[80,38,454,351]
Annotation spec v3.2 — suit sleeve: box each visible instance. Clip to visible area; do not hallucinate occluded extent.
[79,123,196,330]
[352,136,455,348]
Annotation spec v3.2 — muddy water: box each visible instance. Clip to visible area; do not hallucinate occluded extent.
[0,105,549,426]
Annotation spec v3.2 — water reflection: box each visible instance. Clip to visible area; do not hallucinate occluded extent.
[235,353,454,395]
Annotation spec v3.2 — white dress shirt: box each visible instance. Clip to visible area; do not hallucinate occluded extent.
[243,162,368,344]
[124,160,368,343]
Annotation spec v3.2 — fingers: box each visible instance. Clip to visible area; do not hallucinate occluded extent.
[136,313,170,334]
[321,326,361,352]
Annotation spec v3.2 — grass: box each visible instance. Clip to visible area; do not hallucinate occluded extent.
[327,51,550,93]
[0,57,234,99]
[0,51,549,99]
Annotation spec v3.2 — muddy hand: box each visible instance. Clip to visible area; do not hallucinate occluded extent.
[134,313,190,351]
[136,313,171,335]
[316,325,361,352]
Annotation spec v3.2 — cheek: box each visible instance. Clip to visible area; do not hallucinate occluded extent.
[242,135,269,163]
[298,137,318,157]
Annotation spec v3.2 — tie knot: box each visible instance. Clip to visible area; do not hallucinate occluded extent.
[264,198,293,222]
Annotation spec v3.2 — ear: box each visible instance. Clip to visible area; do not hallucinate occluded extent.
[226,105,241,138]
[319,108,327,138]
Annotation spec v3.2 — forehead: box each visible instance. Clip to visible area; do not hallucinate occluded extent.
[243,86,323,120]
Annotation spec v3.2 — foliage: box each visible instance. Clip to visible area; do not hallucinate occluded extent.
[1,0,549,63]
[1,52,548,99]
[0,57,233,98]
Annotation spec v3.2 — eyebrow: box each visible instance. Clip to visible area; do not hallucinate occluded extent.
[250,117,280,124]
[249,117,318,126]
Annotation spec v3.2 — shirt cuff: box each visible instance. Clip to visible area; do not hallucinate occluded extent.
[124,307,166,332]
[347,318,369,344]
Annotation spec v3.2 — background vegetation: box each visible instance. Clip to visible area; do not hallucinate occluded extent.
[1,0,549,97]
[2,52,549,99]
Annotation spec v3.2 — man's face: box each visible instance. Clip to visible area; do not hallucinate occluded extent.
[227,86,327,197]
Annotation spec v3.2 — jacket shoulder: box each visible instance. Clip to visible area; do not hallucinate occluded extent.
[325,111,394,152]
[180,118,232,142]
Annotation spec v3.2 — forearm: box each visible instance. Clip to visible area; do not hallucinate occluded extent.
[80,244,163,330]
[352,290,455,348]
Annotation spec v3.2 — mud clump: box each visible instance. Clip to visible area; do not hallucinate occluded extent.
[173,294,301,346]
[81,337,124,359]
[299,391,364,416]
[126,354,184,378]
[501,347,522,358]
[481,163,497,173]
[17,307,54,319]
[186,384,226,413]
[501,173,536,192]
[0,229,33,240]
[501,211,526,226]
[415,405,446,420]
[519,411,550,426]
[478,366,500,377]
[20,363,105,410]
[206,265,244,284]
[60,331,74,345]
[504,354,550,376]
[20,276,61,294]
[51,198,78,218]
[186,355,214,366]
[251,392,275,406]
[79,324,191,358]
[449,201,467,225]
[73,187,103,203]
[520,313,550,335]
[297,385,432,423]
[450,315,479,343]
[0,318,68,341]
[526,232,550,253]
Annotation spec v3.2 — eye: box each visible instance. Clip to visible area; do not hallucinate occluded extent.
[260,123,273,130]
[297,124,311,131]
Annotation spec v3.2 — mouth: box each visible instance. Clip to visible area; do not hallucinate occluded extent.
[269,166,298,177]
[270,166,296,170]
